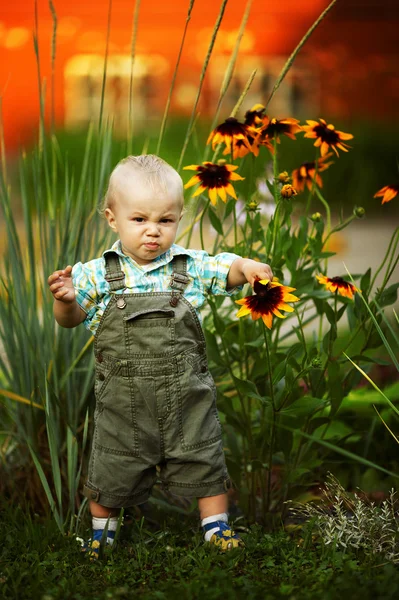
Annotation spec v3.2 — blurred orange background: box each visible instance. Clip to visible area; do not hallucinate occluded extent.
[1,0,398,153]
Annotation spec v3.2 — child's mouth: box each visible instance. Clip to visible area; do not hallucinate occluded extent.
[144,243,159,250]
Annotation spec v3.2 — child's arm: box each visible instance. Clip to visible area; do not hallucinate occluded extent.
[48,265,87,328]
[227,258,273,289]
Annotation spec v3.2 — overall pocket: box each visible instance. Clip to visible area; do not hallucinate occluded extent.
[178,351,222,451]
[124,308,175,357]
[94,361,140,457]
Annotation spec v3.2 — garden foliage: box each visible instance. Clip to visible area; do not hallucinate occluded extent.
[0,0,398,534]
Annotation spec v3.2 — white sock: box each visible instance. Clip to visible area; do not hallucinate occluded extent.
[92,516,119,545]
[201,512,228,542]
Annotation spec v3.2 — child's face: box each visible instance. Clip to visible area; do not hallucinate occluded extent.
[105,187,182,265]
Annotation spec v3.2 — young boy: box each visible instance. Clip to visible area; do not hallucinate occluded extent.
[48,155,273,553]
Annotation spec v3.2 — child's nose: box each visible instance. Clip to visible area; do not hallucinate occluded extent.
[146,222,160,236]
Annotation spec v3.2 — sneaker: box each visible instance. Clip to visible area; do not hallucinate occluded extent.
[77,528,116,559]
[203,520,244,551]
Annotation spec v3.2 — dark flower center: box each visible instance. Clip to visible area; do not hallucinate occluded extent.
[263,120,291,138]
[198,164,230,188]
[329,277,351,289]
[218,118,248,137]
[246,282,284,315]
[314,123,339,144]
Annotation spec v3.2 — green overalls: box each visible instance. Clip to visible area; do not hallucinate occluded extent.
[83,251,231,508]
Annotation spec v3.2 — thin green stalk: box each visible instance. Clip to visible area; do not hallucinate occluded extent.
[204,0,253,162]
[265,0,338,109]
[156,0,195,155]
[199,198,210,250]
[177,0,228,171]
[127,0,141,154]
[48,0,57,136]
[369,226,399,292]
[98,0,113,132]
[263,325,275,513]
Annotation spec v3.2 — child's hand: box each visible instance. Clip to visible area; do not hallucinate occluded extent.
[242,260,273,287]
[48,266,76,303]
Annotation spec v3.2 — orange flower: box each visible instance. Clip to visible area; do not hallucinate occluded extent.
[303,119,353,156]
[236,279,299,329]
[244,103,267,127]
[260,117,302,143]
[184,161,244,205]
[281,184,297,199]
[374,184,399,205]
[292,153,334,192]
[207,117,256,155]
[316,274,358,299]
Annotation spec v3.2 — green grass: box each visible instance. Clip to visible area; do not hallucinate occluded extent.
[1,504,398,600]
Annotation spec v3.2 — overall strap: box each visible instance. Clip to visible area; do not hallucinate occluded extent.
[169,255,190,307]
[103,251,126,291]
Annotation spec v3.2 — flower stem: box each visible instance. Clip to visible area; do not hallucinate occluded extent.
[263,324,275,513]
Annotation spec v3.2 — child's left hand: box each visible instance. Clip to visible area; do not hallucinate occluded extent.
[242,259,273,287]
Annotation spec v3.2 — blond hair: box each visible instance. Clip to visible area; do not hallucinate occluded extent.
[100,155,184,214]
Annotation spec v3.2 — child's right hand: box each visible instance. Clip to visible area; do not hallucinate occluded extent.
[47,266,76,303]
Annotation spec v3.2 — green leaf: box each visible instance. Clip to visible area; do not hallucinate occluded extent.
[208,207,224,236]
[281,396,325,418]
[378,282,399,308]
[328,361,344,416]
[232,375,264,401]
[360,268,371,295]
[204,329,224,366]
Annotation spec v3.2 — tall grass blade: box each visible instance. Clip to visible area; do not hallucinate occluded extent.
[373,404,399,444]
[265,0,338,109]
[344,353,399,418]
[27,442,63,532]
[204,0,253,161]
[156,0,195,156]
[127,0,142,154]
[177,0,228,171]
[98,0,113,132]
[344,265,399,372]
[0,390,43,411]
[48,0,57,135]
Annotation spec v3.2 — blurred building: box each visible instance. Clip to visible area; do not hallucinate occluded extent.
[0,0,398,152]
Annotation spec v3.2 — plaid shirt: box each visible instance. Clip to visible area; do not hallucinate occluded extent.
[72,240,241,334]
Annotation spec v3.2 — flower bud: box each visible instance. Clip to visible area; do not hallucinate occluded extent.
[310,357,323,369]
[281,184,297,199]
[311,212,322,222]
[246,200,260,212]
[217,159,227,166]
[354,206,365,218]
[277,171,291,184]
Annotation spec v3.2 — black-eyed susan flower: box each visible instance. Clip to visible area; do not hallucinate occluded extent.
[183,161,244,205]
[281,184,297,199]
[316,274,358,299]
[260,117,302,143]
[236,279,299,329]
[207,117,256,154]
[303,119,353,157]
[374,184,399,205]
[244,103,267,127]
[292,153,334,192]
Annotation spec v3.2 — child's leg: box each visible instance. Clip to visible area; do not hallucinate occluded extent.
[198,493,243,550]
[83,501,120,556]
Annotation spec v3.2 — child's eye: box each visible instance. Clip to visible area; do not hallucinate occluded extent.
[132,217,144,222]
[160,218,172,223]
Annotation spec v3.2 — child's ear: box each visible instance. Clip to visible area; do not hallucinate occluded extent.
[105,208,117,232]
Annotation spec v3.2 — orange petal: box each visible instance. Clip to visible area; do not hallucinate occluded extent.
[209,187,218,205]
[261,313,273,329]
[192,185,207,197]
[184,175,200,189]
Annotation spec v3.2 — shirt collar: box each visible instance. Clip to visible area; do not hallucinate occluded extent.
[104,240,190,272]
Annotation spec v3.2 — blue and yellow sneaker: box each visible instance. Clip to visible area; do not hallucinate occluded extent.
[78,528,116,559]
[203,520,244,551]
